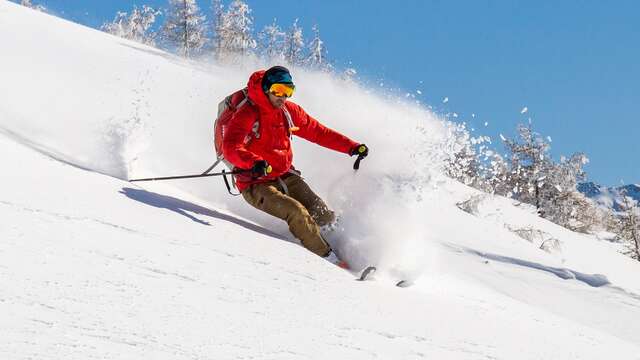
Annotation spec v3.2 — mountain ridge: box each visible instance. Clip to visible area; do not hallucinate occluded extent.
[578,182,640,211]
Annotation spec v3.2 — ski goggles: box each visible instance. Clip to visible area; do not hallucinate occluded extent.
[268,83,295,98]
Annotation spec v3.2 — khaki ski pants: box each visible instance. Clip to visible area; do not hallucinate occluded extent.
[241,174,335,256]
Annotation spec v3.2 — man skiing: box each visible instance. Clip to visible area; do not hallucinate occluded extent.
[222,66,368,268]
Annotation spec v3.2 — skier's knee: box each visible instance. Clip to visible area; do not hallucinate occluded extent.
[314,208,335,227]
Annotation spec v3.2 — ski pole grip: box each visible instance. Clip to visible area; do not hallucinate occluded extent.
[352,144,368,170]
[353,155,364,170]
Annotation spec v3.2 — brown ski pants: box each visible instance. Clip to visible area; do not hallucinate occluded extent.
[241,174,335,256]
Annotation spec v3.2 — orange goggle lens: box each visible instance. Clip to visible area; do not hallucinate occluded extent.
[269,83,295,98]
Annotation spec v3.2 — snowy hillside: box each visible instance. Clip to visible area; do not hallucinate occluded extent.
[2,1,640,359]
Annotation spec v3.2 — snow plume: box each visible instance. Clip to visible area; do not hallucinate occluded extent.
[99,114,148,180]
[278,71,455,278]
[98,75,154,179]
[326,173,439,280]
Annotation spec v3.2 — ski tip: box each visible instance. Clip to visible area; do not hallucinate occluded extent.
[395,280,413,288]
[358,266,377,281]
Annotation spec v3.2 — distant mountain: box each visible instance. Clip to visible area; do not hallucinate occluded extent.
[578,182,640,211]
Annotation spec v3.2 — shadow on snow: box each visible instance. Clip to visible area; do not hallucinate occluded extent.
[120,187,287,241]
[457,246,611,288]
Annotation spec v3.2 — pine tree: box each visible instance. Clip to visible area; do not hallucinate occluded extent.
[258,19,286,61]
[284,19,305,66]
[161,0,208,58]
[305,25,329,69]
[216,0,256,61]
[102,6,161,46]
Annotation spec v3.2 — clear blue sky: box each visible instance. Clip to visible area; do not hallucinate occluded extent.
[39,0,639,186]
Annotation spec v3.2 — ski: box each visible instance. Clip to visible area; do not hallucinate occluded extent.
[357,266,413,287]
[358,266,377,281]
[395,279,414,288]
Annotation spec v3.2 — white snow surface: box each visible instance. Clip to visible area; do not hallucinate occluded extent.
[2,2,640,359]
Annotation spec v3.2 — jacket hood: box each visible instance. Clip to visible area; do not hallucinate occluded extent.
[247,70,275,113]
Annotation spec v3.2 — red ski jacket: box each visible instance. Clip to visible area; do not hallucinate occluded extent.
[222,70,358,192]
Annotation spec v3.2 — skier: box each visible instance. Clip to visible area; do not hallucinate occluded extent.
[221,66,368,268]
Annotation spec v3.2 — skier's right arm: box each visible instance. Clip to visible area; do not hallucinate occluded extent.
[221,107,262,169]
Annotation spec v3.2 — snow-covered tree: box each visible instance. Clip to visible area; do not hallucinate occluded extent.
[284,19,305,66]
[103,11,133,41]
[102,5,161,46]
[444,140,480,187]
[258,19,286,61]
[502,123,555,212]
[305,25,329,69]
[161,0,207,58]
[20,0,45,11]
[618,191,640,261]
[537,153,594,231]
[216,0,256,61]
[475,151,512,195]
[492,123,598,232]
[543,189,598,233]
[209,0,224,57]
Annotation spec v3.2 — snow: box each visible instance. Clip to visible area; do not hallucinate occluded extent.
[2,2,640,359]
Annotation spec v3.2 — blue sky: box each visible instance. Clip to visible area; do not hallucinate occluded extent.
[39,0,639,186]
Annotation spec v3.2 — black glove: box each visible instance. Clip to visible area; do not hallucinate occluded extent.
[351,144,369,158]
[250,160,271,177]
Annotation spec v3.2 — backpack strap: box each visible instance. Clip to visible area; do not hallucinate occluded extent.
[282,106,298,137]
[224,88,250,109]
[235,88,250,109]
[238,88,260,140]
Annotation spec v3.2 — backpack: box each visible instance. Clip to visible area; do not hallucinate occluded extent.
[207,88,295,195]
[211,88,257,171]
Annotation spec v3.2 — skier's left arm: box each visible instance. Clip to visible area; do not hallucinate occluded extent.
[288,103,361,155]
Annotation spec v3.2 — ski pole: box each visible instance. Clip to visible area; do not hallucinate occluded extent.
[129,169,248,182]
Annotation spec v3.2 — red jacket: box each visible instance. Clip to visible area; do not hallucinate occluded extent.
[222,70,358,191]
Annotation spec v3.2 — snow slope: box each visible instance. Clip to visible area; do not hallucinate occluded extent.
[2,2,640,359]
